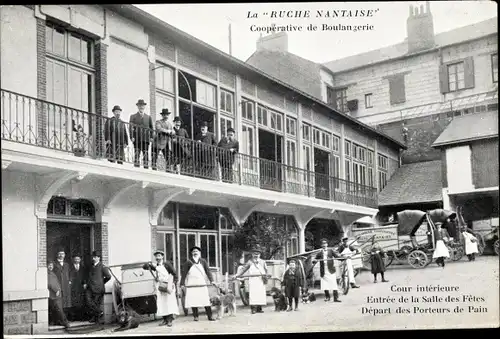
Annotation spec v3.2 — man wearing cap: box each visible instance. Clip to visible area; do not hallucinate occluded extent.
[337,237,360,289]
[104,105,130,164]
[312,238,342,302]
[232,245,268,314]
[172,117,191,173]
[196,121,217,178]
[47,261,70,329]
[152,108,174,171]
[69,254,87,321]
[129,99,154,168]
[85,251,111,323]
[143,251,179,327]
[53,249,72,318]
[217,128,239,183]
[180,246,217,322]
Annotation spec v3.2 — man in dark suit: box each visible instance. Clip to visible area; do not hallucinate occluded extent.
[217,128,239,183]
[69,254,87,321]
[172,116,191,173]
[85,251,111,324]
[195,121,217,178]
[48,261,70,329]
[129,99,154,168]
[152,108,174,171]
[104,105,130,164]
[53,249,72,318]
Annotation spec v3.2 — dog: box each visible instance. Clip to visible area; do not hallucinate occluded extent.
[301,289,317,304]
[210,287,237,320]
[113,306,140,332]
[269,287,288,312]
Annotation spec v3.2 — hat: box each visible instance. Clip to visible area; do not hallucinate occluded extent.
[112,105,122,112]
[201,121,208,127]
[56,248,66,254]
[250,245,262,253]
[227,127,235,133]
[288,258,297,264]
[320,238,328,243]
[136,99,147,106]
[153,250,165,257]
[71,253,82,258]
[160,108,171,115]
[173,116,182,123]
[190,246,202,254]
[91,251,101,258]
[342,236,349,241]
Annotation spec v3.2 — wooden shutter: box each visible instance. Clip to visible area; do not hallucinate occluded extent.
[389,75,406,105]
[326,86,338,109]
[463,56,475,89]
[439,64,450,93]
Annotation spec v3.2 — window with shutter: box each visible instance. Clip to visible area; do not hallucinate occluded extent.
[439,64,450,93]
[463,56,475,89]
[326,86,336,109]
[389,75,406,105]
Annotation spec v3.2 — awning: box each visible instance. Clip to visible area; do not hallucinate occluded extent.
[378,160,443,207]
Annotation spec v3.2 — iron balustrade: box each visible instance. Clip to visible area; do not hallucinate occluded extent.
[1,89,378,208]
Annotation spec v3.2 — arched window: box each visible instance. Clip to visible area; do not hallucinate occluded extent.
[47,196,95,220]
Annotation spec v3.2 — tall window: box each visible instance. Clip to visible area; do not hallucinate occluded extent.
[220,89,234,114]
[378,154,388,191]
[195,79,216,108]
[336,88,348,113]
[45,23,94,112]
[313,128,330,149]
[302,124,311,142]
[257,106,268,126]
[156,232,176,267]
[365,93,373,108]
[367,150,375,188]
[258,106,283,132]
[241,124,255,170]
[448,62,465,92]
[344,140,352,182]
[286,117,297,137]
[155,64,175,121]
[241,99,254,121]
[492,54,498,83]
[332,135,340,152]
[352,143,367,187]
[220,116,234,138]
[286,140,297,180]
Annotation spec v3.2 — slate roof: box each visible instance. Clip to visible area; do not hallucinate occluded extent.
[378,160,443,207]
[246,50,323,99]
[432,111,499,147]
[322,17,497,73]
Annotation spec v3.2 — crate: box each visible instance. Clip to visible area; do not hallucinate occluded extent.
[120,263,156,299]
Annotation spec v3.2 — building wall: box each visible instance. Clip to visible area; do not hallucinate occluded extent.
[471,138,499,188]
[445,145,474,192]
[1,170,39,292]
[0,5,37,97]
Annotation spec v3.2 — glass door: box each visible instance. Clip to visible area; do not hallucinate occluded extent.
[179,232,197,266]
[179,232,218,269]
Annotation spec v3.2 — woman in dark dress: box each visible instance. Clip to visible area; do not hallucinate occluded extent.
[281,259,304,311]
[370,243,388,283]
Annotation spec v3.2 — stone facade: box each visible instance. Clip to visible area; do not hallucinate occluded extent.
[3,299,47,335]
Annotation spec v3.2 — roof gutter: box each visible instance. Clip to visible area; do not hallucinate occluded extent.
[103,4,406,150]
[432,134,499,149]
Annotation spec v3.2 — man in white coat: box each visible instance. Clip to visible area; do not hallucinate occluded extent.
[461,228,479,261]
[233,245,269,314]
[143,251,179,327]
[180,246,217,322]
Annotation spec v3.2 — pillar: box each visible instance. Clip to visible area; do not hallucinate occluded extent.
[298,226,306,254]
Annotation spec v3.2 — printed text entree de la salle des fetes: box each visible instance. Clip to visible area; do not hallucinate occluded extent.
[361,284,488,316]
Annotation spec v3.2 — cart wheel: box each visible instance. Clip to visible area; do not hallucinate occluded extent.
[408,250,428,269]
[396,246,412,262]
[337,263,350,295]
[494,240,499,256]
[238,281,249,306]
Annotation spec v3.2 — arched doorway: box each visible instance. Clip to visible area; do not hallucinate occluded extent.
[304,218,343,251]
[46,197,96,268]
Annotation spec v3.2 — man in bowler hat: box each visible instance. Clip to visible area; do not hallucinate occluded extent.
[129,99,154,168]
[85,251,111,324]
[104,105,130,164]
[217,128,239,183]
[152,108,174,171]
[195,121,217,178]
[172,116,191,173]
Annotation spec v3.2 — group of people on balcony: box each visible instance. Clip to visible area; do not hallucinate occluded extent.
[104,99,239,182]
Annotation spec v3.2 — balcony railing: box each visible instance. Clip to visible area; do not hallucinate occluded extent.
[1,89,378,208]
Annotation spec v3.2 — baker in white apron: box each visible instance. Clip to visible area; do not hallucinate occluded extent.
[143,251,179,327]
[432,224,450,268]
[180,246,216,322]
[462,230,479,261]
[312,238,341,302]
[337,237,360,289]
[233,245,268,314]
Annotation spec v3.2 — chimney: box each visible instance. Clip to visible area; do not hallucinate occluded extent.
[256,31,288,53]
[406,1,435,53]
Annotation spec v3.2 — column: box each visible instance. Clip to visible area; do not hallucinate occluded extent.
[298,226,306,254]
[374,139,380,192]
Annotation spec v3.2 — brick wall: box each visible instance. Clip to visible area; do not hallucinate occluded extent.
[3,300,38,335]
[94,222,109,265]
[37,218,47,267]
[95,42,108,157]
[378,112,452,164]
[151,224,158,256]
[36,17,47,146]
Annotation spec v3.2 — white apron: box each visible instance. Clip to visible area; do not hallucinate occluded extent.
[341,248,356,284]
[462,232,479,255]
[247,260,267,306]
[184,262,210,308]
[155,264,179,316]
[432,240,450,259]
[320,251,338,291]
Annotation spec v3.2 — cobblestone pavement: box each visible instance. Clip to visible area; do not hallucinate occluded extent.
[94,256,499,334]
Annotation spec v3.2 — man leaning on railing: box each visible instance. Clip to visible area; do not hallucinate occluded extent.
[104,105,129,164]
[217,128,239,183]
